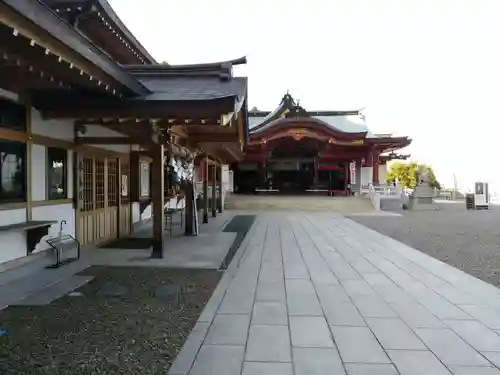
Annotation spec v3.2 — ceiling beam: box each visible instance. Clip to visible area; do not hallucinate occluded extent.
[36,95,236,120]
[0,24,114,94]
[75,136,153,146]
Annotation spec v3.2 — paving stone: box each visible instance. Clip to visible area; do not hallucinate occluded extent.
[387,349,452,375]
[415,293,473,320]
[285,278,316,294]
[444,320,500,352]
[481,351,500,367]
[197,274,232,323]
[342,280,377,298]
[315,284,351,304]
[366,318,427,350]
[331,326,390,363]
[310,271,340,285]
[416,328,490,366]
[14,276,94,306]
[432,285,478,305]
[363,273,394,286]
[353,296,397,318]
[205,314,250,345]
[283,263,310,279]
[345,363,399,375]
[293,347,346,375]
[286,291,323,316]
[289,316,334,348]
[218,288,255,314]
[256,281,286,301]
[459,305,500,330]
[389,301,445,328]
[259,263,284,283]
[449,367,500,375]
[168,322,209,375]
[189,345,244,375]
[324,301,366,326]
[252,301,288,325]
[242,362,294,375]
[245,325,291,362]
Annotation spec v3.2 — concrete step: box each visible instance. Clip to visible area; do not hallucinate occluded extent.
[14,275,94,306]
[225,195,374,213]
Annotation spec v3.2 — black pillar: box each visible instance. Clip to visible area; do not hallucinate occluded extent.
[151,144,165,258]
[203,157,209,224]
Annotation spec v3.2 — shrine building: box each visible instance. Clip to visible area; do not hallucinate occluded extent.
[0,0,248,266]
[232,93,411,195]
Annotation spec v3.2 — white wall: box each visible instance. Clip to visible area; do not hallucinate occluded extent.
[82,125,130,153]
[0,109,76,265]
[0,209,27,264]
[361,167,373,187]
[379,164,388,184]
[360,165,389,186]
[31,109,74,140]
[32,204,75,252]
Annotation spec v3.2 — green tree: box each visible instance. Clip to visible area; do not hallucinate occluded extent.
[387,161,441,190]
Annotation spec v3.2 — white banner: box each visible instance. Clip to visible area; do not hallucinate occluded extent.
[350,161,356,184]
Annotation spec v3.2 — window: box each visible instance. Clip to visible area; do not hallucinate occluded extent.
[0,140,26,202]
[47,147,67,200]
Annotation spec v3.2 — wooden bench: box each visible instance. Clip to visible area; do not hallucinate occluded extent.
[0,220,57,255]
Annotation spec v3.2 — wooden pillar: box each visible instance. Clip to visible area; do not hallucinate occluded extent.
[150,145,165,258]
[184,180,194,235]
[218,164,223,213]
[372,151,380,185]
[313,158,319,186]
[344,162,349,194]
[212,163,217,217]
[203,157,209,224]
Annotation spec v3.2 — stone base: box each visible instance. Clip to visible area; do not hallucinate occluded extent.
[409,196,436,210]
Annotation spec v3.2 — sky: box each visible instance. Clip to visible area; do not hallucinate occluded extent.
[110,0,500,192]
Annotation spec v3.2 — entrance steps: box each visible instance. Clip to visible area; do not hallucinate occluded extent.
[0,254,89,310]
[225,195,374,213]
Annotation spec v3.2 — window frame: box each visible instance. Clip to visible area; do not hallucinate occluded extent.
[0,140,27,203]
[46,146,68,200]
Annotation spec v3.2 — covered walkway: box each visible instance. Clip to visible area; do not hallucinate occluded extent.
[170,213,500,375]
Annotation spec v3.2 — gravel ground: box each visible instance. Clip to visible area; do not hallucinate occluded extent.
[349,201,500,287]
[0,266,221,375]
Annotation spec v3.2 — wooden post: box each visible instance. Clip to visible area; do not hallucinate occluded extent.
[150,144,165,258]
[344,162,349,195]
[212,163,217,217]
[184,180,194,235]
[218,164,223,213]
[313,158,319,187]
[203,157,209,224]
[372,151,379,185]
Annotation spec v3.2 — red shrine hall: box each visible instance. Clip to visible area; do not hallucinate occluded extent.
[232,94,411,195]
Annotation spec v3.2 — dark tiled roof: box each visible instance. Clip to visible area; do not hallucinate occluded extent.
[137,77,247,101]
[126,57,248,102]
[40,0,157,63]
[4,0,149,96]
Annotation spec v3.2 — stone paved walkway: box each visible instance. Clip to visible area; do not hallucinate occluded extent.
[168,213,500,375]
